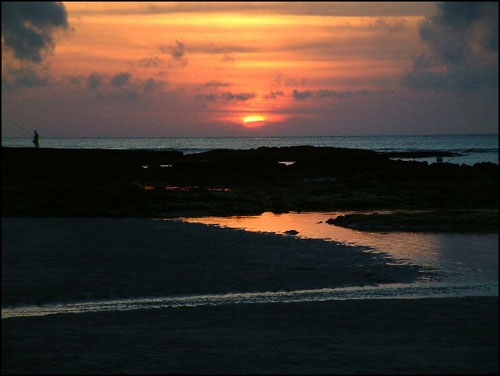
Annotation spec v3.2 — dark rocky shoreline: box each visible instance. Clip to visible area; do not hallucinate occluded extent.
[327,210,499,233]
[2,146,498,220]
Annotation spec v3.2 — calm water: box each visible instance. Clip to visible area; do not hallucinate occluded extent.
[2,134,498,165]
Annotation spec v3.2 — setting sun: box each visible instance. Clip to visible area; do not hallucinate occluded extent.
[243,115,265,123]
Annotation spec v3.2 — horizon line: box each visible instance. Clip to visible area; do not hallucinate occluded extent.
[2,133,498,139]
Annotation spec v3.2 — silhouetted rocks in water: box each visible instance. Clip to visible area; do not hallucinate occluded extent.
[327,211,499,233]
[2,146,498,217]
[380,151,459,158]
[284,230,299,235]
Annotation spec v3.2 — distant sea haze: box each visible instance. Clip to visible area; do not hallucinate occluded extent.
[2,134,498,166]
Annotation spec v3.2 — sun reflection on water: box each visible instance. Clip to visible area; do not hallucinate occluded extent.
[179,211,498,284]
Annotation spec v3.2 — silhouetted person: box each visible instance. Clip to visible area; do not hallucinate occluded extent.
[33,130,39,148]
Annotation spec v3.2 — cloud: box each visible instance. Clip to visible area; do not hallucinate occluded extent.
[66,75,84,86]
[284,77,307,87]
[159,40,188,68]
[188,43,257,54]
[291,88,382,101]
[137,56,162,67]
[220,92,255,101]
[163,40,185,59]
[222,54,236,62]
[85,71,164,100]
[372,17,408,33]
[292,89,313,100]
[143,78,165,92]
[2,2,69,62]
[323,17,408,34]
[69,3,433,18]
[194,91,256,102]
[2,64,50,91]
[203,80,231,88]
[87,72,138,101]
[87,72,103,91]
[110,72,131,88]
[263,91,284,100]
[402,2,498,91]
[316,89,372,98]
[194,93,218,102]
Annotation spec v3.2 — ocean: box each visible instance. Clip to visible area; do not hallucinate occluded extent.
[2,134,498,165]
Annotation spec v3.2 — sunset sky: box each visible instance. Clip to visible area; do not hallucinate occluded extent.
[2,2,498,137]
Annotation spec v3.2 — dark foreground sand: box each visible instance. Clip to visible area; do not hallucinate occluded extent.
[2,217,425,307]
[2,218,498,374]
[2,297,498,374]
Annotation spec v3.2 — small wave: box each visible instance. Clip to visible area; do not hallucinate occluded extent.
[2,282,497,319]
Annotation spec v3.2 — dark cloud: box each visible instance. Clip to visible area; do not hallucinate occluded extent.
[143,78,165,92]
[110,72,131,88]
[194,93,218,102]
[85,71,163,100]
[2,2,68,62]
[292,89,313,100]
[137,56,162,67]
[163,40,185,59]
[67,75,84,86]
[220,92,255,101]
[87,72,103,91]
[159,40,188,68]
[402,2,498,91]
[2,64,50,91]
[194,91,255,102]
[316,89,372,98]
[203,80,231,88]
[291,89,381,101]
[434,2,484,29]
[263,91,284,100]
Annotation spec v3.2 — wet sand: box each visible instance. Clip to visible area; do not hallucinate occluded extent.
[2,217,425,307]
[2,217,498,374]
[2,297,498,374]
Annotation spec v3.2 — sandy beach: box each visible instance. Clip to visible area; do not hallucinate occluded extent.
[2,217,424,307]
[2,217,498,374]
[3,297,497,374]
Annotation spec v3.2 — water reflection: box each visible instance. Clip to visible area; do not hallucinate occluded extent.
[180,212,498,284]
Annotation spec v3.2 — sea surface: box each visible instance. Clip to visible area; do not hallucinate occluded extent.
[2,134,498,165]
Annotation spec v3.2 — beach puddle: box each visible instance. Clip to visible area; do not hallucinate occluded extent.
[177,211,498,285]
